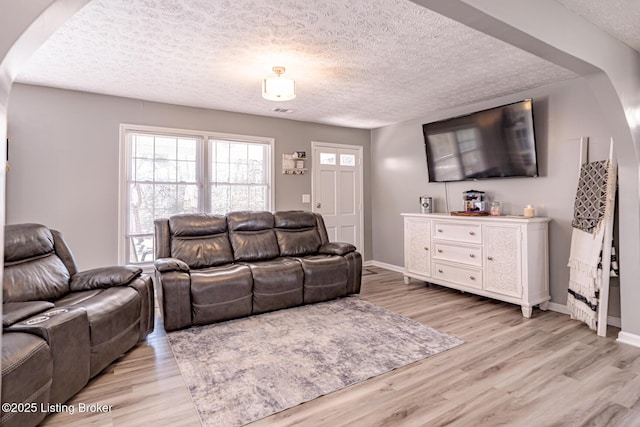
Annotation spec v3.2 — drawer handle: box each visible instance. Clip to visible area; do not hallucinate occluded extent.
[423,247,429,251]
[469,254,475,258]
[487,256,494,261]
[438,269,443,273]
[437,229,443,233]
[469,276,476,280]
[437,249,443,253]
[469,231,476,235]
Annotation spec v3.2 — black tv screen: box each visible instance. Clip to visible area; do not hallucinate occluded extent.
[423,99,538,182]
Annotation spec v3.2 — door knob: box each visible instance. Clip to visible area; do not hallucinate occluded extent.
[316,203,321,209]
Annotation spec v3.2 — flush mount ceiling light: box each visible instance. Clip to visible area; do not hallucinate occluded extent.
[262,66,296,101]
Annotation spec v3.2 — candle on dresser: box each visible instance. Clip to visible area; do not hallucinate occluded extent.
[523,204,535,218]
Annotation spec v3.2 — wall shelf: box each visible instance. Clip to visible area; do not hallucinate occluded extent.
[282,153,307,175]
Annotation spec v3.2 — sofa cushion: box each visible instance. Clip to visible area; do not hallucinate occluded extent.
[3,255,71,302]
[4,223,54,263]
[248,258,304,314]
[54,287,141,377]
[190,264,253,325]
[274,211,322,256]
[172,235,234,268]
[275,229,321,257]
[227,211,274,231]
[169,214,234,268]
[228,211,279,261]
[170,213,228,236]
[1,332,52,427]
[274,211,317,229]
[3,224,71,302]
[229,230,280,262]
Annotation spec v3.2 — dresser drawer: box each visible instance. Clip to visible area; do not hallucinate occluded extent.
[433,262,482,289]
[432,221,482,244]
[433,242,482,267]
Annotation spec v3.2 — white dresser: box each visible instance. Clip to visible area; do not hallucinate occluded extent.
[402,213,551,317]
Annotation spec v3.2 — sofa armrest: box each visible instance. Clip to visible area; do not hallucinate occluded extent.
[69,265,142,291]
[6,308,90,404]
[319,242,356,256]
[155,257,190,273]
[127,275,155,340]
[2,301,55,327]
[154,259,192,331]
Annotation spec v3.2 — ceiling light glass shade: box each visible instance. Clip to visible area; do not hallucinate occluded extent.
[262,66,296,101]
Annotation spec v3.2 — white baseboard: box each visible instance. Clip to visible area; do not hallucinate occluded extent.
[547,302,621,328]
[365,263,625,329]
[608,316,622,328]
[617,331,640,348]
[365,260,404,273]
[548,302,570,315]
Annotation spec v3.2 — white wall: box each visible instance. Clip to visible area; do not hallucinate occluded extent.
[6,83,371,270]
[371,77,621,316]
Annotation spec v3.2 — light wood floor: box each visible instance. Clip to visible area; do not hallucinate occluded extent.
[42,266,640,426]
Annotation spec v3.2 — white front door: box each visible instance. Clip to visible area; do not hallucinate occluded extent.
[311,142,363,250]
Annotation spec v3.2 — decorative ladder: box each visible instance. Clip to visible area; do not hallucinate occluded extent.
[577,136,617,337]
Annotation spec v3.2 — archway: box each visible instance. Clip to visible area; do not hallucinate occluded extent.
[0,0,91,396]
[411,0,640,342]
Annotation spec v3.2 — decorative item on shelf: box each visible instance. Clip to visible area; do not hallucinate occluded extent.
[450,210,490,216]
[463,190,486,212]
[489,201,501,216]
[262,66,296,101]
[419,195,433,213]
[523,204,535,218]
[282,153,307,175]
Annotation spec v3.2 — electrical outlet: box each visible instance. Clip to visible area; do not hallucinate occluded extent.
[302,194,310,203]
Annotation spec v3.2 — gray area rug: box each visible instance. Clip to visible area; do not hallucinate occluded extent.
[167,297,463,426]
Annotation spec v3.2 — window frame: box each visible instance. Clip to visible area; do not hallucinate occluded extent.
[118,124,274,266]
[207,136,274,214]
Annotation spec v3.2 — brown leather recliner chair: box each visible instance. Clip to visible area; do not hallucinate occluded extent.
[154,211,362,331]
[1,223,154,427]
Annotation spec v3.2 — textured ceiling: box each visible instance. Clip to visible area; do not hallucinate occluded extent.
[556,0,640,52]
[15,0,582,129]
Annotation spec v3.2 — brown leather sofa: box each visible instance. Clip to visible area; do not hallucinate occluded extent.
[1,223,154,427]
[154,210,362,331]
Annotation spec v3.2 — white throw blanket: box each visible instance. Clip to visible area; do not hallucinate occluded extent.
[567,160,616,330]
[567,227,605,329]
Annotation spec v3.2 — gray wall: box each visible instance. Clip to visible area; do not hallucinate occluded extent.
[7,83,371,269]
[5,77,624,317]
[371,76,620,316]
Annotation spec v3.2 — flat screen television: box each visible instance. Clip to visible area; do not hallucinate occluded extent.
[423,99,539,182]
